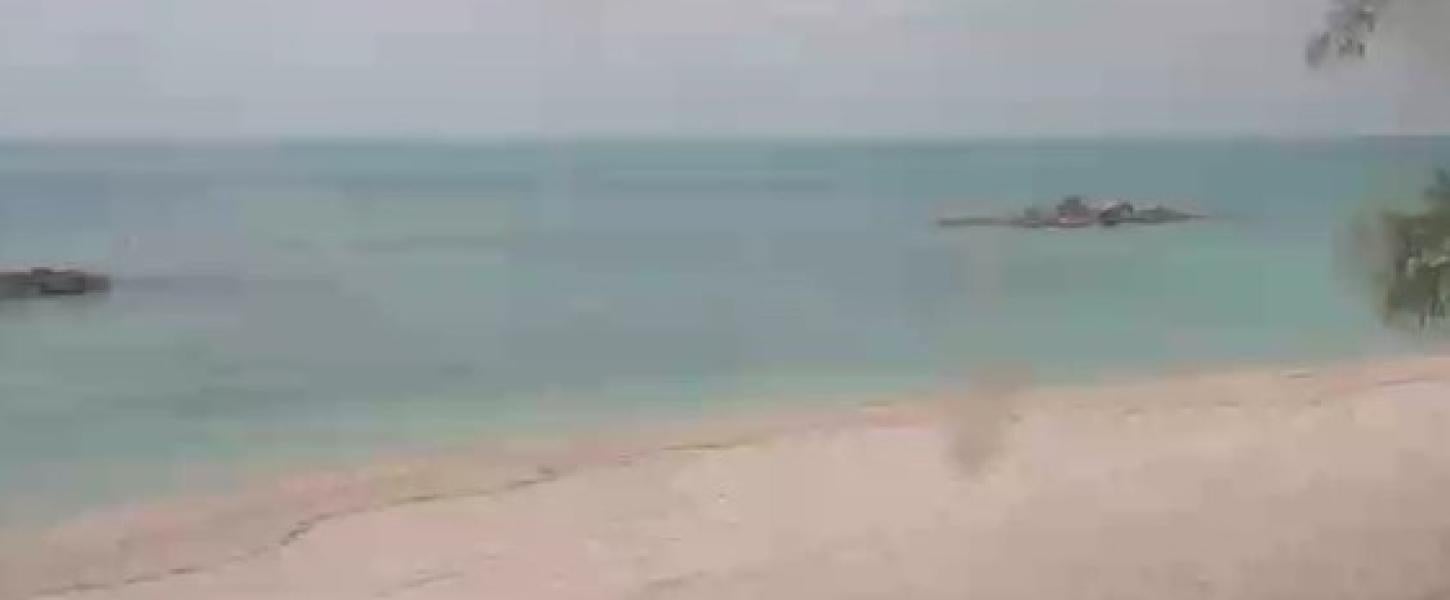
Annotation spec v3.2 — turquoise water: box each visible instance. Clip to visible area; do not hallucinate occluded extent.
[0,138,1445,524]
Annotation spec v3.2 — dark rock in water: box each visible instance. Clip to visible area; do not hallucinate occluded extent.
[1098,201,1135,226]
[938,196,1204,230]
[0,268,112,299]
[1126,206,1200,223]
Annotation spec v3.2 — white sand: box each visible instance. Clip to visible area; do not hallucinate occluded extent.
[7,356,1450,600]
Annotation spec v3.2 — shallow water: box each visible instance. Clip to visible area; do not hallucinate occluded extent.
[0,137,1444,524]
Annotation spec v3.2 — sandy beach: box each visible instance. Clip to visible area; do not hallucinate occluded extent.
[7,355,1450,600]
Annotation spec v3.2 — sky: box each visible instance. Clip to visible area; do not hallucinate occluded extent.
[0,0,1447,138]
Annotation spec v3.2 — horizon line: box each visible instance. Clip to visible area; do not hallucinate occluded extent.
[2,131,1450,146]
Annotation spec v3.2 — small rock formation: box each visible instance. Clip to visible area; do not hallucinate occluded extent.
[0,268,112,299]
[938,196,1204,230]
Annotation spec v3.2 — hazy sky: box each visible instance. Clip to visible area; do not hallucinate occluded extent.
[1,0,1447,137]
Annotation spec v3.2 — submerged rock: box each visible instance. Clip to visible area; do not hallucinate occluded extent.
[0,268,112,299]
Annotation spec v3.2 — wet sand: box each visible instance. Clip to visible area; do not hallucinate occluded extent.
[7,355,1450,599]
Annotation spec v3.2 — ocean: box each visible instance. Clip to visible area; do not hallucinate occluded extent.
[1,137,1445,525]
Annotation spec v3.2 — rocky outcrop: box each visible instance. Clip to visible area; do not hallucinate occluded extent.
[938,197,1204,230]
[0,268,112,299]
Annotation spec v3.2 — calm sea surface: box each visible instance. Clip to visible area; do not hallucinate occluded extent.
[2,138,1446,524]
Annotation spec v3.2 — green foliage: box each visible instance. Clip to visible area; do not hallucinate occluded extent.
[1307,0,1388,67]
[1374,170,1450,327]
[1302,1,1450,327]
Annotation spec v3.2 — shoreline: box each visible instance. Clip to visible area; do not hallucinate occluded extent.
[7,352,1450,599]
